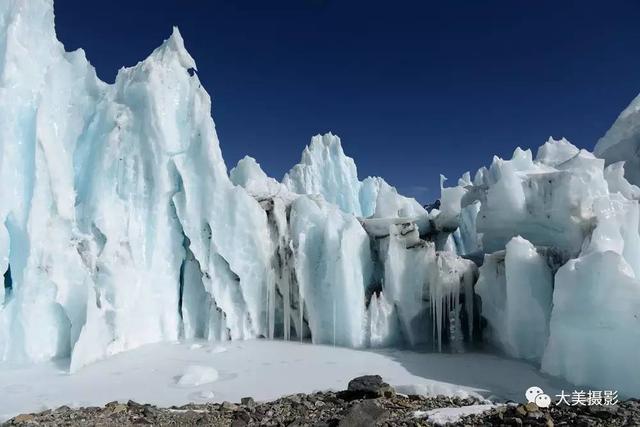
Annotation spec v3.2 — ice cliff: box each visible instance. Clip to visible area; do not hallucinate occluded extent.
[1,0,639,398]
[595,94,640,187]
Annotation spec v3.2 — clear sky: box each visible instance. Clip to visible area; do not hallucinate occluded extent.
[53,0,640,202]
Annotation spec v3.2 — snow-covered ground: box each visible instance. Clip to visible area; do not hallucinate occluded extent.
[414,404,497,425]
[0,339,571,422]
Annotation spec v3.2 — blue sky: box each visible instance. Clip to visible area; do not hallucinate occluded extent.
[54,0,640,202]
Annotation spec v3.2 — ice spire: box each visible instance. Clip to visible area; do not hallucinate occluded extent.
[146,26,197,71]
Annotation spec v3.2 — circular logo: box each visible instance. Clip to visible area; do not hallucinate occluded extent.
[525,386,544,403]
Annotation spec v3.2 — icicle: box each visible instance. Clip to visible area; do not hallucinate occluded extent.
[431,291,436,348]
[283,270,290,341]
[463,269,474,341]
[267,272,275,339]
[299,284,304,343]
[300,290,304,342]
[332,298,337,347]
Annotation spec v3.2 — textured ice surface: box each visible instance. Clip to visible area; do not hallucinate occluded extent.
[288,195,372,347]
[595,94,640,186]
[444,136,640,395]
[283,133,376,217]
[282,133,426,220]
[0,0,274,370]
[475,237,553,362]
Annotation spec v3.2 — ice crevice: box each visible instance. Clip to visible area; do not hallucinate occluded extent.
[1,0,640,398]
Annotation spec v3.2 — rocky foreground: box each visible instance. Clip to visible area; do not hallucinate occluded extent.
[4,376,640,426]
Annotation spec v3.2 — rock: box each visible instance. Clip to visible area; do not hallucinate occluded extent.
[587,404,618,417]
[221,401,238,411]
[112,404,128,414]
[288,394,302,404]
[235,410,251,422]
[6,386,640,426]
[240,397,255,407]
[339,375,395,401]
[13,414,35,423]
[576,415,599,426]
[142,406,157,418]
[338,400,389,427]
[527,410,544,419]
[525,402,539,412]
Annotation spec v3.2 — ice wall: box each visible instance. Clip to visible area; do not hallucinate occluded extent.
[231,153,473,351]
[0,0,101,364]
[0,0,274,370]
[595,93,640,186]
[442,136,640,395]
[475,237,553,362]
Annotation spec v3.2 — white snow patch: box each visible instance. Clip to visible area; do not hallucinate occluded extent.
[176,365,219,387]
[414,404,496,425]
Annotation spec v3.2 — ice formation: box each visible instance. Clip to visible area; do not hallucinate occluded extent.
[595,94,640,186]
[446,139,640,396]
[1,0,640,399]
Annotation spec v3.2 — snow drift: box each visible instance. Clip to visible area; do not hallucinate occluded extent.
[1,0,639,398]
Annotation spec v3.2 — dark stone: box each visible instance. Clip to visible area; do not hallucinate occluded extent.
[221,401,238,411]
[587,404,618,417]
[338,375,395,401]
[504,417,523,426]
[338,400,388,427]
[234,410,251,422]
[240,397,255,407]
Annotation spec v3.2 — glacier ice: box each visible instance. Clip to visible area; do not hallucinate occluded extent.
[595,93,640,186]
[1,0,640,399]
[289,195,372,347]
[0,0,276,370]
[447,137,640,395]
[282,133,377,217]
[475,236,553,362]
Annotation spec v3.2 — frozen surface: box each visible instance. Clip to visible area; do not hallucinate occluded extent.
[475,237,553,362]
[595,93,640,186]
[0,340,572,422]
[176,365,219,387]
[441,136,640,395]
[0,0,274,371]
